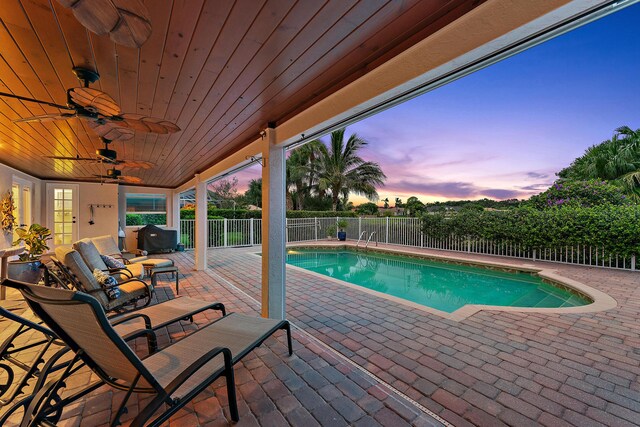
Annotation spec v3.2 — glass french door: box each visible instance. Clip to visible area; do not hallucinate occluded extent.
[12,177,33,238]
[47,184,79,247]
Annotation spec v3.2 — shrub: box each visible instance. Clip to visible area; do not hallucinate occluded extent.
[180,208,356,219]
[420,205,640,257]
[126,213,167,226]
[528,179,629,209]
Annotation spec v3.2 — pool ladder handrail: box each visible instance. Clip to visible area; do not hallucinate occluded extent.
[355,231,367,248]
[365,231,377,248]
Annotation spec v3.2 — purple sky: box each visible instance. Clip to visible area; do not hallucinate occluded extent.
[227,4,640,205]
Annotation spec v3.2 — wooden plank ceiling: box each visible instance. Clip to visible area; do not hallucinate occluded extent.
[0,0,483,188]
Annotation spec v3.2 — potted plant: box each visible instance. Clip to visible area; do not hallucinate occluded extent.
[326,225,337,240]
[336,219,348,241]
[8,224,52,283]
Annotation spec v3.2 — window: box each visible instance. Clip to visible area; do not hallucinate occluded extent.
[126,193,167,226]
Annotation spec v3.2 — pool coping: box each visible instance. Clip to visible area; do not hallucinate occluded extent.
[281,241,618,321]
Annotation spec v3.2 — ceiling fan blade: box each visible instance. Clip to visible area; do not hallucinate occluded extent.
[45,156,97,162]
[14,113,77,123]
[115,160,154,169]
[69,87,121,116]
[118,113,180,134]
[57,0,152,48]
[119,175,143,184]
[85,119,134,141]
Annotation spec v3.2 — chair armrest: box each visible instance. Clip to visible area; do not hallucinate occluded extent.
[122,328,158,354]
[109,312,152,329]
[162,347,233,395]
[108,253,132,265]
[118,278,153,307]
[105,268,133,278]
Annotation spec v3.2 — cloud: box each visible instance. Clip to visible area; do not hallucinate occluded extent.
[519,183,550,191]
[526,171,549,179]
[482,189,525,199]
[387,180,480,198]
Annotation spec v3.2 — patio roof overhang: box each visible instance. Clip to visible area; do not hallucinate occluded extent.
[1,0,626,190]
[2,0,633,318]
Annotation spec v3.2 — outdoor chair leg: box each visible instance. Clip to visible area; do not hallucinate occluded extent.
[111,377,139,427]
[284,323,293,356]
[226,368,239,422]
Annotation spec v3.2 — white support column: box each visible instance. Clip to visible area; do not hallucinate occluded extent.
[194,175,207,270]
[171,190,181,246]
[261,125,286,319]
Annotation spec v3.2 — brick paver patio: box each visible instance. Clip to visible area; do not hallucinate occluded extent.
[0,252,443,427]
[208,243,640,427]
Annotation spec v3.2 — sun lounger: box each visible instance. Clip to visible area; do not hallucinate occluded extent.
[6,280,292,426]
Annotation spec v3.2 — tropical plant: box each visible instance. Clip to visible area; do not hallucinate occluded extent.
[528,179,628,209]
[315,129,386,211]
[404,196,426,217]
[558,126,640,199]
[13,224,52,261]
[243,178,262,207]
[326,225,337,238]
[1,190,17,233]
[355,202,379,215]
[286,140,324,210]
[336,218,349,231]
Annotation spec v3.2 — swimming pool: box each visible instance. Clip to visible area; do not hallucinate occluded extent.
[286,248,591,313]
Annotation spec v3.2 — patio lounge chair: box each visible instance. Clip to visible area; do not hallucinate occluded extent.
[53,246,152,312]
[92,234,175,269]
[0,290,226,425]
[73,238,146,280]
[8,280,292,426]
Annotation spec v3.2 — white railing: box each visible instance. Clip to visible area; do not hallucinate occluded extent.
[180,217,637,271]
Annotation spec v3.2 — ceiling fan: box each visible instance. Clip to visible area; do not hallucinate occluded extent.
[46,137,154,170]
[0,67,180,141]
[93,167,142,184]
[57,0,152,48]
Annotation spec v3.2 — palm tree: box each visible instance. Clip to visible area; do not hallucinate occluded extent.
[286,140,323,210]
[559,126,640,199]
[315,129,386,211]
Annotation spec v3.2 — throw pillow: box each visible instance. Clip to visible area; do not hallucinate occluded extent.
[101,254,126,269]
[92,268,122,300]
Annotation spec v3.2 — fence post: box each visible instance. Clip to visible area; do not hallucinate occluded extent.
[223,218,228,247]
[358,217,362,238]
[532,249,536,261]
[250,218,254,246]
[314,217,318,241]
[386,217,389,244]
[467,241,471,253]
[335,217,338,238]
[632,255,636,271]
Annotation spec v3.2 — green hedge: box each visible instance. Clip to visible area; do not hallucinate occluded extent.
[421,205,640,257]
[180,208,356,219]
[126,213,167,226]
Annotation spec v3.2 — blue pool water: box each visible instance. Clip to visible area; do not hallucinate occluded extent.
[285,249,590,313]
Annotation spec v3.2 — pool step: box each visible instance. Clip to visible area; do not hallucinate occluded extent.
[511,292,547,307]
[533,293,567,308]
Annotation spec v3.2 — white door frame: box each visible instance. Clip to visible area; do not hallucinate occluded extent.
[12,176,34,228]
[46,183,79,248]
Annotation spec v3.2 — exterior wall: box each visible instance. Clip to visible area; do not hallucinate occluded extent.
[41,181,120,244]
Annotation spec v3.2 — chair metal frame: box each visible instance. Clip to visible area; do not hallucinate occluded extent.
[7,279,292,426]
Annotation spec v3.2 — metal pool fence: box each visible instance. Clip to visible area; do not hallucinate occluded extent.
[180,217,636,271]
